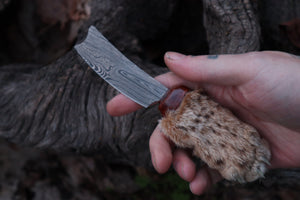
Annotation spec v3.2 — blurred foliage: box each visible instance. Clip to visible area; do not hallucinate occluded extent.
[134,170,191,200]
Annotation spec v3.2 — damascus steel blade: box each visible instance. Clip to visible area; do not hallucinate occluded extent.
[75,26,168,108]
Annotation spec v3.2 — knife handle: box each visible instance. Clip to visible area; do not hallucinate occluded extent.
[159,86,190,116]
[159,88,271,183]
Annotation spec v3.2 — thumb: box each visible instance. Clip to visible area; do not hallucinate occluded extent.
[164,52,258,86]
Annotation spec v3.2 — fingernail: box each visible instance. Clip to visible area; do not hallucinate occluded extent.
[166,52,186,60]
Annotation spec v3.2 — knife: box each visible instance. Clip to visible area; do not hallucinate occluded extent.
[75,26,189,116]
[74,26,271,183]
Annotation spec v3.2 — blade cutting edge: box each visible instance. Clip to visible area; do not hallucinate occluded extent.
[75,26,168,108]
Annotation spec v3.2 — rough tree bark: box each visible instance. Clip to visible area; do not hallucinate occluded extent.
[0,0,177,167]
[0,0,300,199]
[203,0,260,53]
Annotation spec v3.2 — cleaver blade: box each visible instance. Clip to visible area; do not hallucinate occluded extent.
[75,26,169,108]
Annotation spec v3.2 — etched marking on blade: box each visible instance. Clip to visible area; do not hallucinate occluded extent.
[75,26,168,107]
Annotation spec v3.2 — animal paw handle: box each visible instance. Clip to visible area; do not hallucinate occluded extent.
[159,88,271,183]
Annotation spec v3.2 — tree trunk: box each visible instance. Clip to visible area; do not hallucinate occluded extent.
[203,0,260,54]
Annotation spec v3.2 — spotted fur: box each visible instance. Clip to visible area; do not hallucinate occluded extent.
[160,89,271,183]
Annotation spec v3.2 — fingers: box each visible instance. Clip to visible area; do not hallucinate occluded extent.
[106,72,197,116]
[149,126,195,179]
[189,167,223,196]
[149,126,173,173]
[154,72,197,90]
[106,94,142,116]
[149,126,223,196]
[173,149,196,182]
[172,150,222,196]
[189,168,210,195]
[164,52,258,86]
[108,51,264,116]
[172,149,223,195]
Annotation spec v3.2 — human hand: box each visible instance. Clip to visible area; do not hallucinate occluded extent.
[107,51,300,195]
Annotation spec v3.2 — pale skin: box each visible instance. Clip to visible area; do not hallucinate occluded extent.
[107,51,300,195]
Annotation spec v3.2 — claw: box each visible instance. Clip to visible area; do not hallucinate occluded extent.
[233,173,246,183]
[261,157,271,166]
[257,169,265,179]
